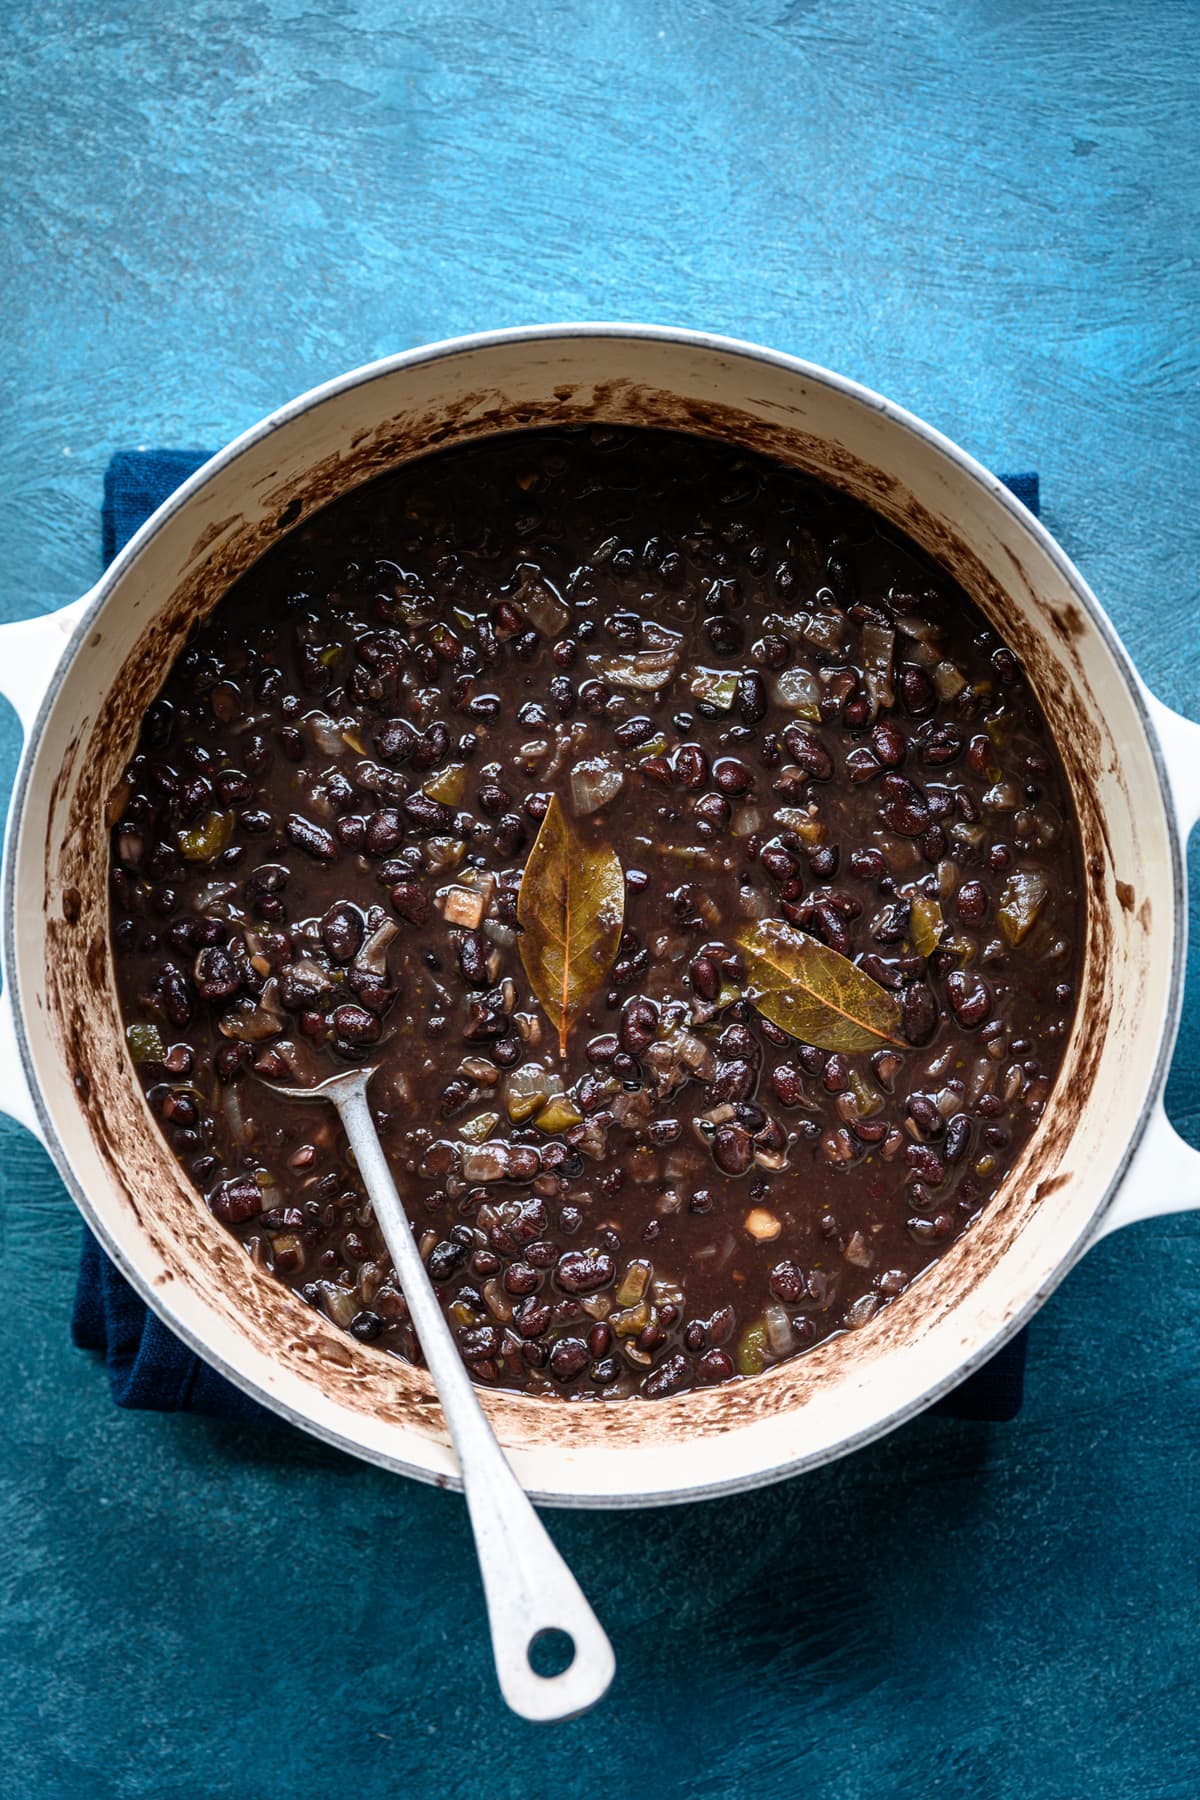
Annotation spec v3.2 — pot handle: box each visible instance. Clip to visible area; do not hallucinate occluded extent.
[0,592,94,735]
[0,593,96,1142]
[1094,1099,1200,1239]
[1095,691,1200,1237]
[1145,689,1200,837]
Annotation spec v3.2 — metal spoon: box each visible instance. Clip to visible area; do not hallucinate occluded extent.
[264,1064,615,1722]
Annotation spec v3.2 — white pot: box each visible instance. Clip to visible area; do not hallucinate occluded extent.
[3,325,1197,1508]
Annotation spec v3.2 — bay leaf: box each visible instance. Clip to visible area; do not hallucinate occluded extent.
[518,794,625,1057]
[736,918,905,1052]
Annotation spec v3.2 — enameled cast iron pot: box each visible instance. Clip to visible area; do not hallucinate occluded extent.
[3,326,1198,1507]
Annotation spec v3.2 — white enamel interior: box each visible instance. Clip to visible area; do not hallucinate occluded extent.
[2,327,1185,1505]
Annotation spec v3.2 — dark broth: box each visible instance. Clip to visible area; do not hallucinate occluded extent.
[109,427,1082,1400]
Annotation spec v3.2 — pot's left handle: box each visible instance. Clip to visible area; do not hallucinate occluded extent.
[1095,690,1200,1239]
[0,592,97,1142]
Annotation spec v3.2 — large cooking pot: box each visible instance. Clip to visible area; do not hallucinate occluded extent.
[3,326,1197,1507]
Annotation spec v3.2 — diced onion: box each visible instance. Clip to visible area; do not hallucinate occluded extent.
[770,667,821,718]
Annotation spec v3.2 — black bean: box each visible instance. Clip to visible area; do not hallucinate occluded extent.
[767,1261,806,1305]
[620,997,658,1055]
[737,670,768,724]
[920,723,965,766]
[697,1347,735,1383]
[412,722,452,770]
[514,1297,552,1338]
[946,969,992,1028]
[363,809,403,857]
[689,954,720,1001]
[673,744,709,789]
[285,814,338,861]
[642,1353,689,1399]
[349,1310,384,1342]
[457,932,492,987]
[907,1093,944,1136]
[336,815,366,849]
[901,981,938,1045]
[403,792,454,834]
[321,901,364,963]
[768,1063,806,1108]
[210,1176,261,1225]
[870,719,906,767]
[215,769,253,806]
[159,1090,197,1126]
[614,715,656,749]
[713,757,753,796]
[900,665,936,715]
[714,1022,752,1061]
[712,1122,753,1176]
[694,792,732,832]
[709,1059,756,1104]
[193,945,241,1001]
[428,1239,468,1281]
[879,774,930,837]
[213,1043,245,1082]
[955,880,988,925]
[556,1250,615,1294]
[376,718,419,763]
[905,1142,947,1186]
[704,616,744,655]
[782,724,833,780]
[390,882,429,926]
[332,1003,383,1045]
[159,963,193,1027]
[477,783,509,817]
[549,1336,589,1381]
[944,1114,972,1163]
[850,847,886,880]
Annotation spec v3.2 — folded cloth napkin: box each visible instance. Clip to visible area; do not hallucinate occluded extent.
[74,449,1040,1426]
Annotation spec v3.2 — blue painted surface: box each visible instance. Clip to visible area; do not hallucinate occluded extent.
[1,4,1198,1795]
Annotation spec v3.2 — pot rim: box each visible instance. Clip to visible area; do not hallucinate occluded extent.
[4,322,1186,1504]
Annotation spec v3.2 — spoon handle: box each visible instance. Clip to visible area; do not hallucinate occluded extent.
[333,1076,615,1723]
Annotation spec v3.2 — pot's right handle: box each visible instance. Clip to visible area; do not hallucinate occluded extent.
[1095,691,1200,1239]
[0,593,96,1141]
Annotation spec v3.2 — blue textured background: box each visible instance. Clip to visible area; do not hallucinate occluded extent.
[2,4,1198,1796]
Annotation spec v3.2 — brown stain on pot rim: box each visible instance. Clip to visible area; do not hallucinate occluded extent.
[31,367,1144,1465]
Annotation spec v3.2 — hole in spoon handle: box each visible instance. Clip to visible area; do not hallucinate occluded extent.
[491,1595,615,1723]
[467,1475,615,1723]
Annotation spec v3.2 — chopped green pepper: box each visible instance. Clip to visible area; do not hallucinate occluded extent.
[689,667,739,710]
[736,1320,769,1378]
[126,1021,165,1064]
[533,1096,583,1134]
[422,762,467,806]
[176,810,235,863]
[998,869,1049,945]
[910,894,945,960]
[458,1111,499,1145]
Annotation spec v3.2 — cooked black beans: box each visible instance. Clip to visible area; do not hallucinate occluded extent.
[111,426,1081,1402]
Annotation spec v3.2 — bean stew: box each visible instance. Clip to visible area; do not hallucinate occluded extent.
[109,427,1082,1401]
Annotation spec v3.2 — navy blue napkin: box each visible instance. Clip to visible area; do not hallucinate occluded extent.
[74,449,1039,1426]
